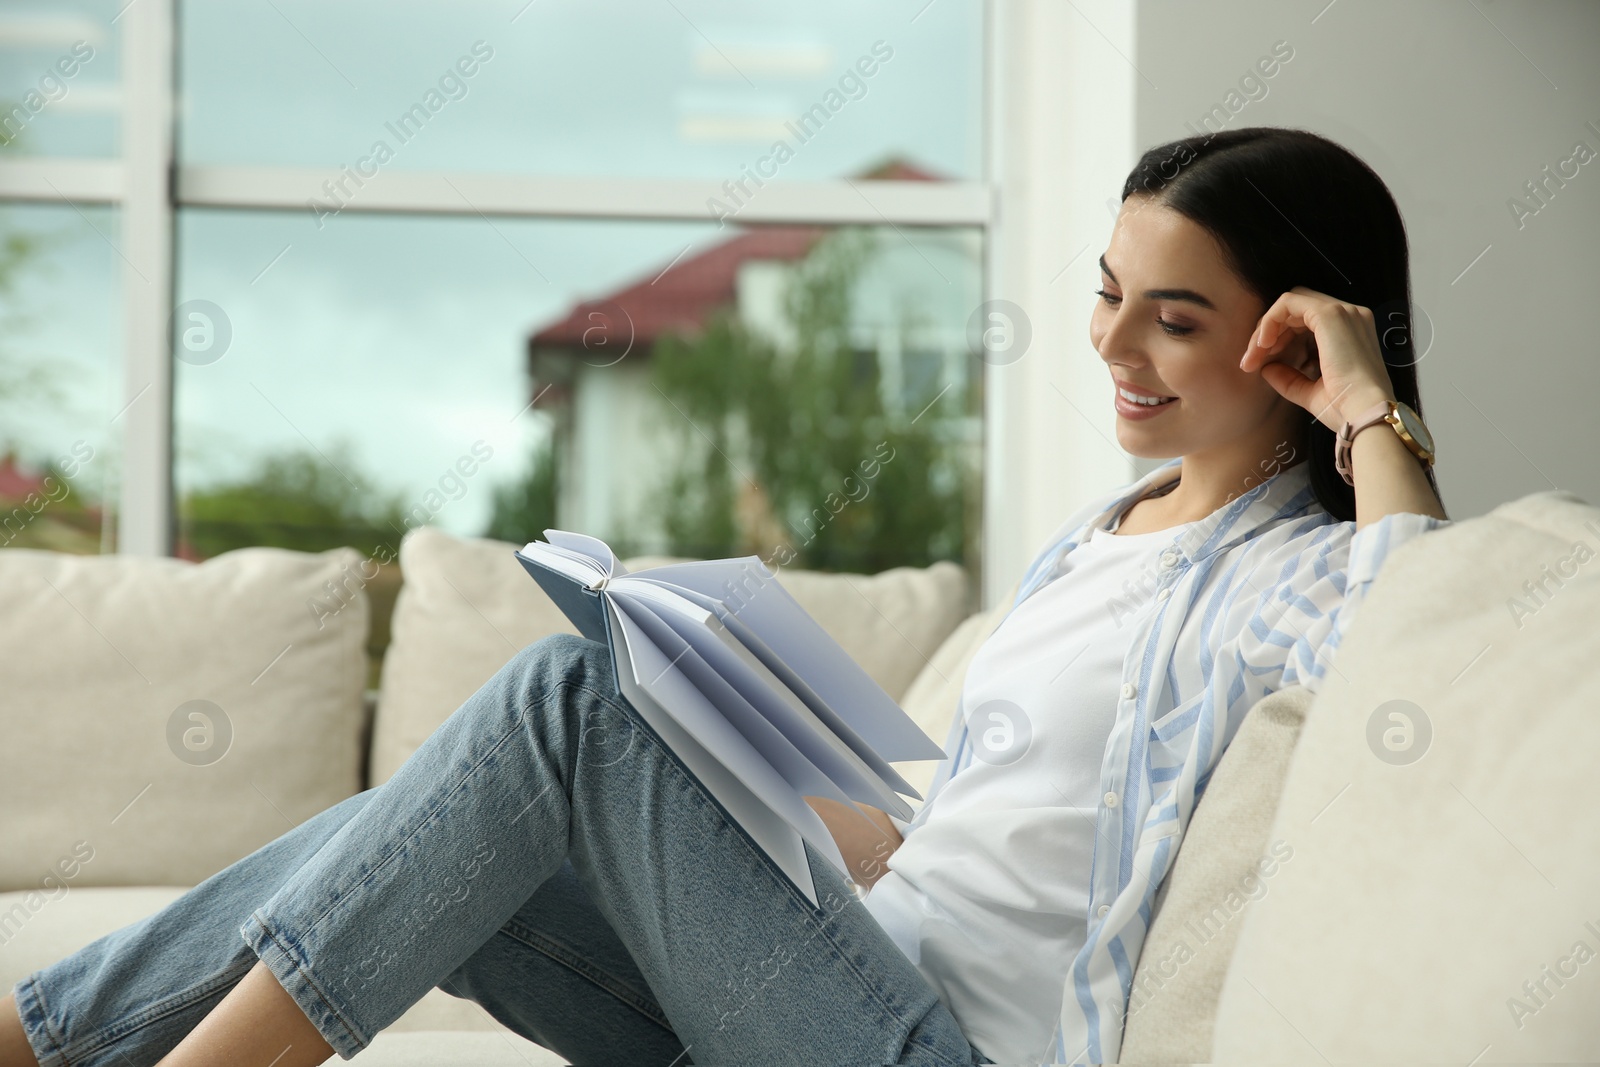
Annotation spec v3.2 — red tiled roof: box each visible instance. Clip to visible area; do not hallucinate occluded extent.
[856,158,945,181]
[0,453,47,500]
[529,156,945,350]
[530,226,826,348]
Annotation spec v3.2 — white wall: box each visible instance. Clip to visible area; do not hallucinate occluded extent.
[1133,0,1600,520]
[983,0,1142,608]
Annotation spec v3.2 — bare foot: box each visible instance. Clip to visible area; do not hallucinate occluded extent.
[156,962,334,1067]
[0,995,40,1067]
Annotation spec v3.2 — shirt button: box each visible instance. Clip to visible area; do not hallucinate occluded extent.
[1160,550,1179,568]
[1103,791,1119,808]
[1120,682,1137,700]
[1156,587,1171,601]
[1097,904,1110,918]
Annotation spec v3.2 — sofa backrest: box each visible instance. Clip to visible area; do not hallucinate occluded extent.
[0,546,370,894]
[1115,488,1600,1061]
[0,531,976,896]
[1209,489,1600,1061]
[1116,684,1315,1062]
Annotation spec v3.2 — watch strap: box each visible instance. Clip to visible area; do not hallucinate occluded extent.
[1335,400,1397,487]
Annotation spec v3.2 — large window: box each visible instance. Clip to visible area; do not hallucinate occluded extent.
[1,0,991,608]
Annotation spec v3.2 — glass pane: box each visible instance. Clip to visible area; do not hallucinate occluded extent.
[0,200,122,553]
[0,0,122,158]
[172,209,981,582]
[179,0,981,182]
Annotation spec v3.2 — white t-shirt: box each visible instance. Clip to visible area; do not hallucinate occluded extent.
[862,515,1193,1063]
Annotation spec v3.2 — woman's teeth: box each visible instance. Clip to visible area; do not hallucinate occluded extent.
[1118,387,1176,406]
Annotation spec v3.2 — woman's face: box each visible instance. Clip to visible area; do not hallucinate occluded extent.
[1089,193,1313,462]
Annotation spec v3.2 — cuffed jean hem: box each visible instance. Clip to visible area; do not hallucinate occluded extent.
[15,957,255,1067]
[240,909,369,1061]
[13,976,66,1067]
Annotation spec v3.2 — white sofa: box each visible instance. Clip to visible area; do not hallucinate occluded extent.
[0,526,973,1065]
[3,490,1597,1064]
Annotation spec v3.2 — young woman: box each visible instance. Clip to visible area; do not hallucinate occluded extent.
[0,126,1448,1067]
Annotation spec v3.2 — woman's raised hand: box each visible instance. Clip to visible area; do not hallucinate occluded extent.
[1239,285,1398,430]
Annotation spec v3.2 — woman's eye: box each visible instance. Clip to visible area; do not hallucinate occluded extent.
[1096,288,1194,337]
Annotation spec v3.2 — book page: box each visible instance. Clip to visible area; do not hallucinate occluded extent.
[615,586,903,817]
[612,579,913,819]
[627,576,923,802]
[516,540,611,587]
[605,595,849,898]
[542,530,627,580]
[630,558,946,763]
[608,639,821,907]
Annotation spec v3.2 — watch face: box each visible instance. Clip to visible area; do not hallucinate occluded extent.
[1394,403,1433,454]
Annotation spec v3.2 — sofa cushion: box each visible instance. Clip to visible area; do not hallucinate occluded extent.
[370,528,583,785]
[371,527,971,784]
[1211,490,1600,1060]
[353,1030,564,1064]
[1117,684,1314,1063]
[0,547,369,891]
[894,588,1015,798]
[765,560,972,702]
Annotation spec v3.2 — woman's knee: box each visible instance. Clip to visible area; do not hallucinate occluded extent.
[506,633,613,697]
[500,634,640,765]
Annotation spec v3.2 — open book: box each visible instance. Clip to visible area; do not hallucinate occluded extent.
[514,530,946,904]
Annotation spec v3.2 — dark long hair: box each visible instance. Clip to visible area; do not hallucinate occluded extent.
[1120,126,1441,522]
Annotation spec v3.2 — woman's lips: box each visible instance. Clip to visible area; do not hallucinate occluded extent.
[1114,383,1178,420]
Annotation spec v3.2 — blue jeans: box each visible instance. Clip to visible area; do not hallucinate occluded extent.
[13,634,991,1065]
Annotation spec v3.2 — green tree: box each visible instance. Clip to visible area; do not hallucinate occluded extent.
[0,212,64,439]
[0,202,99,554]
[649,227,978,574]
[484,438,560,544]
[0,120,70,421]
[181,445,406,559]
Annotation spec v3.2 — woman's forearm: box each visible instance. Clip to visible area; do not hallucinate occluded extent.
[803,797,903,889]
[1341,386,1449,531]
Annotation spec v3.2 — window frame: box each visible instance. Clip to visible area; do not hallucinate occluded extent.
[1,0,1105,610]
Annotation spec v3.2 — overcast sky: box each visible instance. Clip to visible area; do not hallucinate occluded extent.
[0,0,981,537]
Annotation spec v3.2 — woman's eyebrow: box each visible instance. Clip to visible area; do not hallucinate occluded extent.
[1099,254,1218,311]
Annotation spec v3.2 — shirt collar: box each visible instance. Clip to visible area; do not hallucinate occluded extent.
[1097,456,1324,565]
[1016,457,1325,608]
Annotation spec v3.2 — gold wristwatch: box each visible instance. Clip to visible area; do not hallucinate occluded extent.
[1335,399,1435,486]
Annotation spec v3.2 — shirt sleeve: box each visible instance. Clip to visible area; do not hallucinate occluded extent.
[1254,510,1450,696]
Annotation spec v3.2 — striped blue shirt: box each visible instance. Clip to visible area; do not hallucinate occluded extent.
[913,455,1448,1064]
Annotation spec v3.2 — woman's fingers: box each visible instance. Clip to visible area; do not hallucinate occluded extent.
[1242,285,1400,430]
[1259,359,1322,410]
[1241,289,1322,370]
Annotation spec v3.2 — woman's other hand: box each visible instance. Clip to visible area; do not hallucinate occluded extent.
[803,797,903,890]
